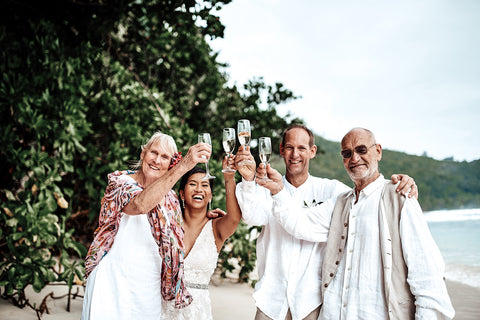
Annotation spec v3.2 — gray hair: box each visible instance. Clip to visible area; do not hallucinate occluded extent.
[131,131,178,170]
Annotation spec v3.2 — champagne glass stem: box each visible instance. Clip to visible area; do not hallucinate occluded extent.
[205,159,210,177]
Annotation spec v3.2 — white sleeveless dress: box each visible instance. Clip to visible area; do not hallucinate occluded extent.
[162,220,219,320]
[82,212,163,320]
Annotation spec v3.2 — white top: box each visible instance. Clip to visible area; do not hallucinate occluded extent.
[236,175,349,320]
[88,209,163,320]
[162,220,219,320]
[273,175,455,320]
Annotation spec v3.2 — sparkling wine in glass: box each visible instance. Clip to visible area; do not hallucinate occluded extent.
[237,119,254,166]
[198,133,216,180]
[259,137,272,181]
[237,119,251,147]
[222,128,236,172]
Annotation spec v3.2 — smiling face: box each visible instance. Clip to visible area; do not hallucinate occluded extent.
[180,172,212,212]
[341,128,382,190]
[140,141,172,186]
[280,127,317,186]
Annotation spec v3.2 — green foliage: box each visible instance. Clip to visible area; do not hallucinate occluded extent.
[0,0,300,309]
[0,19,94,305]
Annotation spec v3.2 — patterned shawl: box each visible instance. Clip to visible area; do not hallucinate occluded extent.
[84,170,192,308]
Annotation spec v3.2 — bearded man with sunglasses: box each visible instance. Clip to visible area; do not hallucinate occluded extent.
[234,124,418,320]
[259,127,454,320]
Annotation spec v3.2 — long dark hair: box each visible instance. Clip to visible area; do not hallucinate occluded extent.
[178,166,214,213]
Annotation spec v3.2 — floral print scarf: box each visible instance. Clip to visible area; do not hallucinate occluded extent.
[84,170,192,308]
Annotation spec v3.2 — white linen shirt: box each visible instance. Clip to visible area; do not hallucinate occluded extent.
[322,176,389,320]
[236,175,349,320]
[272,175,454,320]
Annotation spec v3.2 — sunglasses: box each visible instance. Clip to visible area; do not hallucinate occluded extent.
[341,144,376,159]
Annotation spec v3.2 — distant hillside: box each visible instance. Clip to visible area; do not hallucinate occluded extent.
[270,135,480,211]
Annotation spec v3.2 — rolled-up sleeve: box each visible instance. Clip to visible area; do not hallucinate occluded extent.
[400,198,455,319]
[235,179,272,226]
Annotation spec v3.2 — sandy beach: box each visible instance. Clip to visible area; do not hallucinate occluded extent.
[1,278,478,319]
[0,273,257,320]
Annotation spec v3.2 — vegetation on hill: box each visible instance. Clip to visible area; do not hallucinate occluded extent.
[0,0,303,312]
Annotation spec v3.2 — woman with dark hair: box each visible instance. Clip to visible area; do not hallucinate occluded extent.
[162,154,250,319]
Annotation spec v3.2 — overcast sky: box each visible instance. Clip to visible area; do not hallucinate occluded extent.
[209,0,480,162]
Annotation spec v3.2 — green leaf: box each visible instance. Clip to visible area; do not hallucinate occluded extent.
[74,265,84,280]
[43,213,59,224]
[46,269,57,282]
[11,232,24,241]
[64,239,87,257]
[5,218,18,228]
[67,273,74,287]
[32,271,44,293]
[14,278,27,291]
[7,266,16,281]
[42,233,58,246]
[4,189,16,201]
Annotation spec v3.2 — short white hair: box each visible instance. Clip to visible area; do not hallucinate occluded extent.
[131,131,178,170]
[142,131,177,155]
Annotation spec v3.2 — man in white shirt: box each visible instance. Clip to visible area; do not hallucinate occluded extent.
[234,125,417,320]
[258,127,454,319]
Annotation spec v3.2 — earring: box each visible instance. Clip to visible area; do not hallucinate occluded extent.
[181,198,185,209]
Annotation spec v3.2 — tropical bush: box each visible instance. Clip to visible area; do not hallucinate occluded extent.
[0,0,299,315]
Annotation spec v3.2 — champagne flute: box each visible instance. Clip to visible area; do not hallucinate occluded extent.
[237,119,254,166]
[198,133,216,180]
[258,137,272,181]
[237,119,251,147]
[222,128,236,172]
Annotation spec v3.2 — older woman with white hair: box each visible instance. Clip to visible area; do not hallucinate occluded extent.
[81,131,211,320]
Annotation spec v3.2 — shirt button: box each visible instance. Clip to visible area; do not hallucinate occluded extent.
[335,261,340,265]
[339,248,342,252]
[344,223,348,227]
[324,283,328,288]
[329,273,334,277]
[341,236,345,239]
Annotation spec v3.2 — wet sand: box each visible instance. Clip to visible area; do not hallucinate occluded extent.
[446,280,480,319]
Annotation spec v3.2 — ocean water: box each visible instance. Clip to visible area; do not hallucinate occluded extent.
[424,208,480,288]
